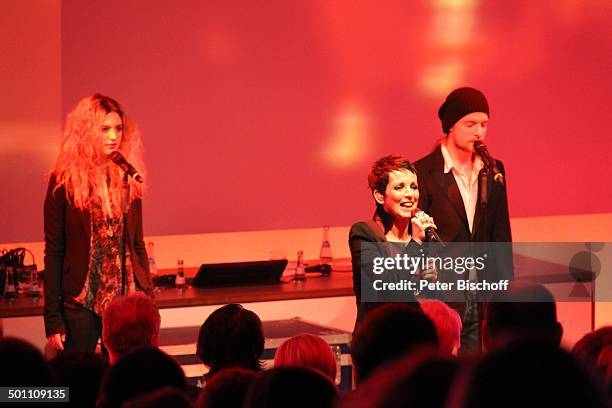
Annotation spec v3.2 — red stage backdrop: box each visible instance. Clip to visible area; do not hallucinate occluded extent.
[1,0,610,243]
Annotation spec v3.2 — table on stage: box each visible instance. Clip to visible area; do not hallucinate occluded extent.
[0,266,355,318]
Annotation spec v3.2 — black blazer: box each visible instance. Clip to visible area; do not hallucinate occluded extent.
[349,217,420,331]
[414,146,514,283]
[43,175,153,336]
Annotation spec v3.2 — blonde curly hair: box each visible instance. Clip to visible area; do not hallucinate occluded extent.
[53,94,146,218]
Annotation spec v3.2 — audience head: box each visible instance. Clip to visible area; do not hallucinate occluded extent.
[196,367,256,408]
[483,281,562,349]
[123,387,192,408]
[98,347,186,408]
[243,367,338,408]
[573,326,612,367]
[454,340,607,408]
[574,327,612,397]
[420,299,462,355]
[340,350,462,408]
[596,345,612,395]
[0,337,53,386]
[351,304,438,383]
[197,303,264,375]
[274,333,337,381]
[50,351,108,407]
[102,293,161,364]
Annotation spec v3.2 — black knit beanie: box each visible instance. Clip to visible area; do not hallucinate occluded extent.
[438,87,489,134]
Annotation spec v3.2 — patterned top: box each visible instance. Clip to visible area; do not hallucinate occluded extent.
[73,201,136,316]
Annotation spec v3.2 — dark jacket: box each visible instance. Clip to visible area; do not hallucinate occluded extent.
[43,175,152,336]
[414,146,514,284]
[349,216,422,331]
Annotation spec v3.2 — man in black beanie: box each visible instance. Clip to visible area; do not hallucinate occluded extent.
[414,87,513,354]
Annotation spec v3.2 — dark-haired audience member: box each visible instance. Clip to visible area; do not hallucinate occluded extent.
[453,341,607,408]
[482,280,562,350]
[350,304,438,383]
[196,304,264,381]
[243,367,338,408]
[340,349,462,408]
[98,347,187,408]
[50,350,108,407]
[0,337,53,386]
[122,386,192,408]
[573,326,612,368]
[196,367,256,408]
[274,333,337,382]
[102,293,161,364]
[420,299,463,355]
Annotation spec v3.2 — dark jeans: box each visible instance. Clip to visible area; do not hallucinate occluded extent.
[62,300,102,353]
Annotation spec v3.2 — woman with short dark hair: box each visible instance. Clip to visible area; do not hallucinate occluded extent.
[349,154,437,331]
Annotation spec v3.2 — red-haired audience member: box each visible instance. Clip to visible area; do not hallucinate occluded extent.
[243,367,338,408]
[482,281,562,350]
[102,293,161,364]
[50,351,109,407]
[340,349,463,408]
[98,348,187,408]
[196,304,264,381]
[420,299,462,355]
[196,367,256,408]
[0,337,54,386]
[274,333,337,382]
[452,341,607,408]
[573,327,612,398]
[597,345,612,397]
[350,304,438,384]
[573,326,612,368]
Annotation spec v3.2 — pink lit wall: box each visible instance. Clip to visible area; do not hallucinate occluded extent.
[2,0,611,243]
[0,1,61,244]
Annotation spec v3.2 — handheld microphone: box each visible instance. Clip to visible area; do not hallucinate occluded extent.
[473,141,504,185]
[109,151,144,183]
[414,209,446,247]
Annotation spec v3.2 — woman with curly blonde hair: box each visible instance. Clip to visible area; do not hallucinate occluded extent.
[44,94,153,352]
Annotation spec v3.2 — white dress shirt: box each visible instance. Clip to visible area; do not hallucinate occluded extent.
[440,144,483,234]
